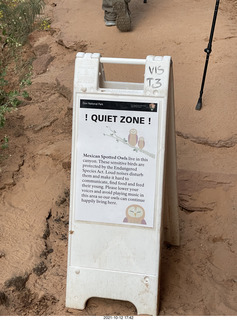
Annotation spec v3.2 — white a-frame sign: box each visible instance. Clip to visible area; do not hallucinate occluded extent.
[66,53,180,316]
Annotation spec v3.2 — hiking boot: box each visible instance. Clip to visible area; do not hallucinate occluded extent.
[113,0,131,32]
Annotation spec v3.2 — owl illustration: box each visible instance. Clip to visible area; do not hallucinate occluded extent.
[138,137,145,149]
[123,204,146,225]
[128,129,138,147]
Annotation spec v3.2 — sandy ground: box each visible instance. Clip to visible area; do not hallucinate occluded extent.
[0,0,237,316]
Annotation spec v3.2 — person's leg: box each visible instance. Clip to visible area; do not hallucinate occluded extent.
[102,0,117,24]
[102,0,131,31]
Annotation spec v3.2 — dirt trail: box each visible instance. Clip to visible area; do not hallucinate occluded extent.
[0,0,237,316]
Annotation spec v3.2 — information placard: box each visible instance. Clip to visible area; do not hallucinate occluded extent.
[75,99,160,228]
[66,53,180,316]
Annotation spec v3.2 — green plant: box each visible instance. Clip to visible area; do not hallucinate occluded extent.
[39,17,51,31]
[0,64,32,128]
[0,0,45,48]
[1,135,8,149]
[0,0,45,130]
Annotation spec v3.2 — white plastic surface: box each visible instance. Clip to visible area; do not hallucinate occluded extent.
[100,57,146,65]
[66,53,179,316]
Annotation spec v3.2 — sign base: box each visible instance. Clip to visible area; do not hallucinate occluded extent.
[67,266,158,315]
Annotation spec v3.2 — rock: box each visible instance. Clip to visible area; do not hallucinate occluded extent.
[33,44,50,56]
[56,37,88,51]
[55,62,74,101]
[32,54,54,75]
[33,117,58,132]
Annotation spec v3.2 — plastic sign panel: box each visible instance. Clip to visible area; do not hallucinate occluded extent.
[66,53,180,316]
[75,98,159,228]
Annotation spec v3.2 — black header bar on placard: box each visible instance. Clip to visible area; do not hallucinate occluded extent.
[80,99,157,112]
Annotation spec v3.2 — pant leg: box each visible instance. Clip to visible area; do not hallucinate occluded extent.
[102,0,116,21]
[102,0,131,21]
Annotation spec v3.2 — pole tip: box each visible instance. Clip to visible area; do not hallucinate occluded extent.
[195,97,202,111]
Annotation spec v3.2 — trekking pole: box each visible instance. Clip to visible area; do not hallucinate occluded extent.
[195,0,220,110]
